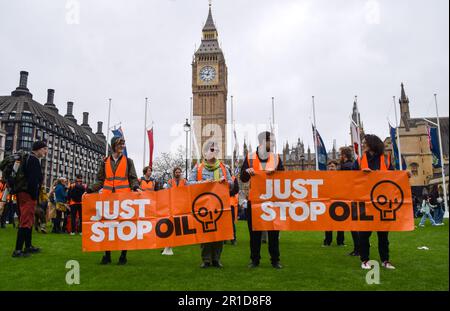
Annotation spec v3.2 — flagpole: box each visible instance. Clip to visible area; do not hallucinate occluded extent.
[105,98,112,156]
[312,96,319,171]
[355,96,363,158]
[143,97,148,169]
[231,95,234,172]
[271,97,277,155]
[434,94,449,218]
[393,96,403,170]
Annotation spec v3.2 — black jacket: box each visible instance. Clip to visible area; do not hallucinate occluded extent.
[340,160,354,171]
[230,176,240,197]
[24,153,43,201]
[67,182,86,204]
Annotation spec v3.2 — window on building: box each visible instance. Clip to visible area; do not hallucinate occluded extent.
[21,113,33,121]
[21,125,33,135]
[410,163,419,176]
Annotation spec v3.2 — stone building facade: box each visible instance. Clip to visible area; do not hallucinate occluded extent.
[384,83,449,190]
[0,71,107,188]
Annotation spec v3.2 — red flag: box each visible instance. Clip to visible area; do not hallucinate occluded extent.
[350,121,361,157]
[147,127,154,168]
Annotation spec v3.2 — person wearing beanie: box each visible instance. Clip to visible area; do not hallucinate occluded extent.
[12,140,48,258]
[88,136,140,265]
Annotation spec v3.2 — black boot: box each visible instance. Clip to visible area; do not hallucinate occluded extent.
[24,228,41,254]
[14,228,26,252]
[118,250,127,265]
[101,251,112,265]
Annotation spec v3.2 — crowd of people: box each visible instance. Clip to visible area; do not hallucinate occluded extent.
[0,131,447,270]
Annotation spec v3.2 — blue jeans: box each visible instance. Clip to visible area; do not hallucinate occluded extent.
[419,211,436,226]
[433,207,444,224]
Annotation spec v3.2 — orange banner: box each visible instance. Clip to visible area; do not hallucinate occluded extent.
[82,182,233,252]
[249,171,414,231]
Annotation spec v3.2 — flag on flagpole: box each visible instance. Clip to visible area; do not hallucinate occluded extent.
[112,127,128,157]
[389,123,407,170]
[427,126,442,168]
[147,127,154,168]
[312,125,328,171]
[350,121,361,158]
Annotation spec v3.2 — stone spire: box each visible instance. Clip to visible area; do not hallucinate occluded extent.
[399,82,411,130]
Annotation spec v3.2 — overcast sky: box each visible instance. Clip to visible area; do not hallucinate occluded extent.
[1,0,448,174]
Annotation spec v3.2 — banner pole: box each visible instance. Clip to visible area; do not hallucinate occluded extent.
[434,94,448,218]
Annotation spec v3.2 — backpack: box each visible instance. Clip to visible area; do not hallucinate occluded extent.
[0,151,30,195]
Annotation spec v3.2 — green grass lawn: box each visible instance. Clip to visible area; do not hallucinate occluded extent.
[0,219,448,291]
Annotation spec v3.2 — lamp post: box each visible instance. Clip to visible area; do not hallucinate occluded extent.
[183,118,191,179]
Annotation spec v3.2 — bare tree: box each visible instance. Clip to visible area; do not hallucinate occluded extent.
[152,146,186,184]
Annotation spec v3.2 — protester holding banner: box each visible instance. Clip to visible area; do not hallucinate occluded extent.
[161,167,187,256]
[166,167,187,188]
[240,131,284,269]
[323,160,345,247]
[89,136,141,265]
[353,134,396,270]
[189,141,233,268]
[339,146,360,256]
[140,166,157,191]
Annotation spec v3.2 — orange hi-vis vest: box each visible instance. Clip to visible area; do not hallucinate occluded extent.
[140,178,155,191]
[103,156,130,194]
[0,182,6,200]
[247,152,279,172]
[358,153,391,171]
[168,178,187,188]
[196,162,228,181]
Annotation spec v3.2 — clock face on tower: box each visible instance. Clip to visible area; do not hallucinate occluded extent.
[199,66,216,82]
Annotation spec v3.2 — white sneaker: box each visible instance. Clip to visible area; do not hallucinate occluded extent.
[79,232,82,236]
[435,223,445,226]
[382,261,396,270]
[419,224,425,227]
[70,232,75,236]
[361,261,372,270]
[161,247,174,256]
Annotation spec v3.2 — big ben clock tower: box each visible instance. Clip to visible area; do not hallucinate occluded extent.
[192,2,228,160]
